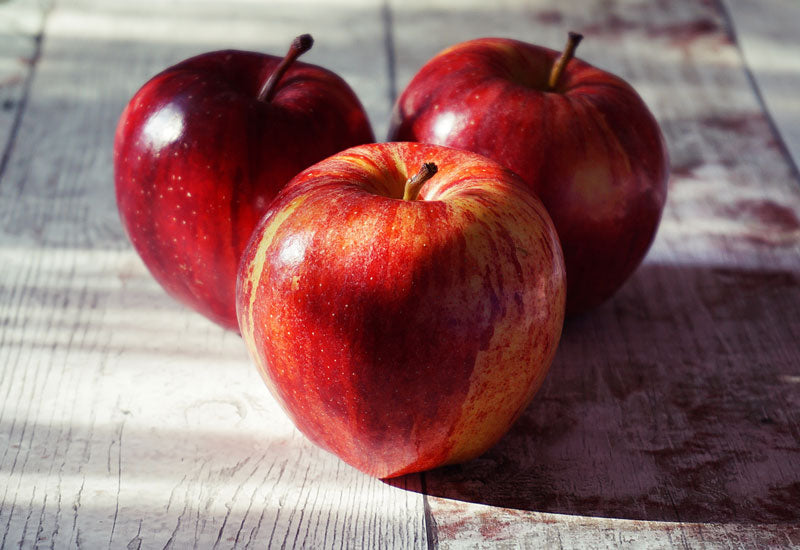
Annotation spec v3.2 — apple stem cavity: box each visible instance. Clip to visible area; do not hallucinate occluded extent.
[402,162,438,201]
[257,34,314,102]
[548,31,583,91]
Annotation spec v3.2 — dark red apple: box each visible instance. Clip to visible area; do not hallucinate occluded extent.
[236,142,566,478]
[115,35,374,330]
[389,33,669,313]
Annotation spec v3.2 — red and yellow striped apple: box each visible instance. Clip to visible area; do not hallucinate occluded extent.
[236,142,566,478]
[115,35,374,331]
[389,34,669,314]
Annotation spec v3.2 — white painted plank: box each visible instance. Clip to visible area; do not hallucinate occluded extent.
[0,0,50,172]
[723,0,800,179]
[430,500,800,549]
[0,0,426,548]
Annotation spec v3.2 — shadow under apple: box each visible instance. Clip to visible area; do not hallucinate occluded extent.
[387,261,800,524]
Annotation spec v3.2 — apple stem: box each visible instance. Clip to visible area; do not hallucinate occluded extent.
[257,34,314,102]
[402,162,438,201]
[548,31,583,91]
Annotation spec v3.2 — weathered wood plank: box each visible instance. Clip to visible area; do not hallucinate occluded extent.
[0,0,427,548]
[389,0,800,546]
[429,500,800,549]
[723,0,800,181]
[0,0,50,178]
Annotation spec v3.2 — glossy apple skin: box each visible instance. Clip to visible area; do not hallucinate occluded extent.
[389,38,669,314]
[237,142,566,478]
[115,50,374,330]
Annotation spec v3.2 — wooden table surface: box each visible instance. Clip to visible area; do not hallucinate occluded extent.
[2,0,800,548]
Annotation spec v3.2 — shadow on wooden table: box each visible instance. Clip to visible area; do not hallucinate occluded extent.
[388,262,800,524]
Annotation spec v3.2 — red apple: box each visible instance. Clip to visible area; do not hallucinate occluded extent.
[389,33,669,314]
[115,35,374,330]
[236,142,566,478]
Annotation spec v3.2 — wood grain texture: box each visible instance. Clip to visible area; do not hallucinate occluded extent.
[389,0,800,546]
[0,0,427,548]
[0,0,51,178]
[428,500,800,549]
[723,0,800,180]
